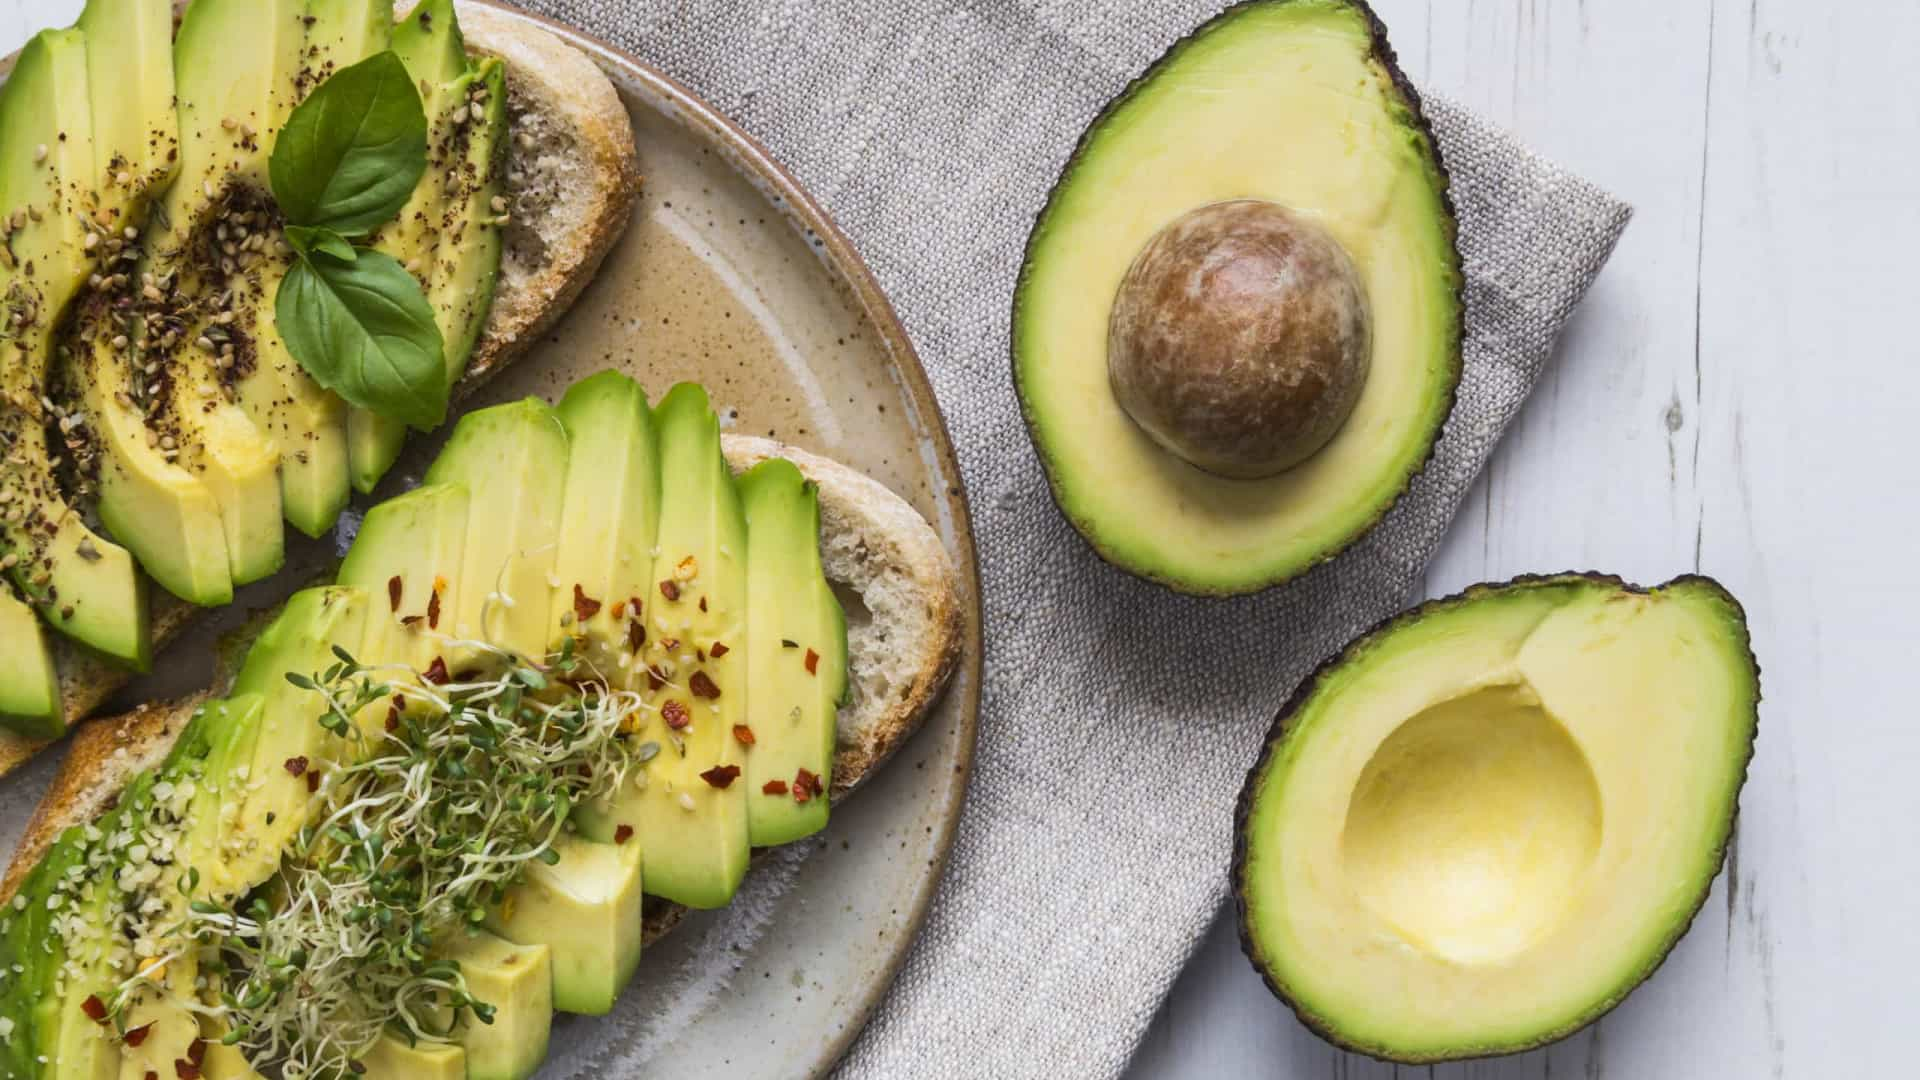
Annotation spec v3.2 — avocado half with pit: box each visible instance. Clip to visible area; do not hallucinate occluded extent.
[1012,0,1462,595]
[1234,574,1760,1061]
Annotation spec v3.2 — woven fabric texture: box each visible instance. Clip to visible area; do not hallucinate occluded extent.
[517,0,1633,1074]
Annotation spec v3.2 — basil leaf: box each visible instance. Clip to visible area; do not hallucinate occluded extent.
[276,250,448,430]
[270,51,428,236]
[284,225,358,263]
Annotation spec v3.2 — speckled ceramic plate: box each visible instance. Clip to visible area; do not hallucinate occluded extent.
[0,3,981,1077]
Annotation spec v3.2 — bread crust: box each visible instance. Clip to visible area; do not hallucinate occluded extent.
[0,3,643,778]
[3,436,963,919]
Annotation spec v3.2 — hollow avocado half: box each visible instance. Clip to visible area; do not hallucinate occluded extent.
[1233,573,1760,1062]
[1012,0,1462,595]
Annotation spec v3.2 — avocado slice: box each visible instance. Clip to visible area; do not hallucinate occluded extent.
[486,835,644,1016]
[224,586,370,878]
[75,0,177,227]
[0,27,148,670]
[576,384,749,910]
[546,370,660,679]
[355,1034,465,1080]
[0,823,109,1080]
[1012,0,1462,595]
[347,1,506,494]
[737,458,847,846]
[67,303,233,607]
[423,399,568,667]
[0,587,58,737]
[223,0,391,537]
[338,482,469,680]
[59,0,230,608]
[140,0,310,584]
[445,931,552,1080]
[41,858,126,1080]
[1234,574,1759,1062]
[183,694,268,901]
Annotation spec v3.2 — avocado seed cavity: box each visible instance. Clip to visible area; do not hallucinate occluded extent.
[1107,199,1371,479]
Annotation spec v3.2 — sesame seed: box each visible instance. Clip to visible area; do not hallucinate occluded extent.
[32,145,45,163]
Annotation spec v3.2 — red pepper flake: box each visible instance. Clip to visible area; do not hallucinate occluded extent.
[627,619,645,654]
[145,1072,158,1080]
[645,666,666,691]
[658,580,680,602]
[386,575,402,613]
[662,700,691,730]
[610,600,627,620]
[660,637,680,653]
[283,756,308,777]
[614,824,633,845]
[427,586,443,630]
[732,724,755,746]
[762,780,788,796]
[793,768,820,804]
[572,584,601,623]
[696,647,706,663]
[124,1022,154,1047]
[175,1058,200,1079]
[188,1040,207,1067]
[708,641,729,658]
[630,596,644,618]
[804,649,820,675]
[385,706,400,733]
[306,769,321,793]
[700,764,741,789]
[81,994,107,1022]
[699,596,708,613]
[688,671,720,699]
[423,656,450,685]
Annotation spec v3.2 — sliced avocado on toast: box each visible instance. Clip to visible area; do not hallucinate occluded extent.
[348,0,509,494]
[576,383,751,910]
[0,25,149,679]
[424,398,569,668]
[546,369,660,682]
[0,369,965,1079]
[1013,0,1462,595]
[487,834,644,1016]
[738,458,848,846]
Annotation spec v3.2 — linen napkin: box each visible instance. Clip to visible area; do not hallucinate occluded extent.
[517,0,1633,1074]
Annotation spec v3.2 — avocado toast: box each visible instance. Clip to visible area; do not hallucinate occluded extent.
[0,0,640,765]
[0,374,962,1079]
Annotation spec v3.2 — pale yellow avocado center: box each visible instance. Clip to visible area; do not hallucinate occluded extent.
[1238,578,1757,1060]
[1340,681,1602,967]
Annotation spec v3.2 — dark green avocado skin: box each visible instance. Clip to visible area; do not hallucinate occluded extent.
[1229,572,1762,1063]
[1009,0,1465,597]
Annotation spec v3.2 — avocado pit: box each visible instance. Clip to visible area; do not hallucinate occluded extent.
[1107,199,1370,479]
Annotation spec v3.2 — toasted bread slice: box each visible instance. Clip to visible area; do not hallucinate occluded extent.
[2,434,964,933]
[0,3,641,776]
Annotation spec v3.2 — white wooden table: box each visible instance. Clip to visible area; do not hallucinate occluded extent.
[0,2,1906,1077]
[1131,1,1916,1076]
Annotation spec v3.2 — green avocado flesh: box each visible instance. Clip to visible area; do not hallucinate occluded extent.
[1234,574,1759,1062]
[0,0,511,726]
[574,383,751,910]
[348,0,509,495]
[488,834,644,1016]
[1012,0,1462,595]
[0,23,149,684]
[0,372,854,1079]
[424,398,571,668]
[738,458,847,846]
